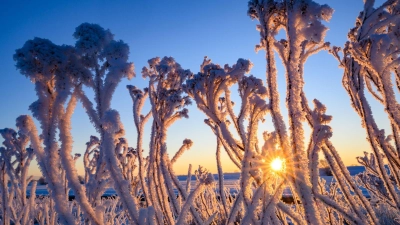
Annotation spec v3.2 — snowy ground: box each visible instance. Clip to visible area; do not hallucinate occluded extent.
[27,166,368,199]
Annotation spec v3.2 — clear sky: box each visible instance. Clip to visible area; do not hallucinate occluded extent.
[0,0,389,175]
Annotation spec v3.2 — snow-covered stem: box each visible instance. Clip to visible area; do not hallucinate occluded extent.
[176,169,214,225]
[276,202,306,225]
[321,145,372,224]
[246,0,367,223]
[127,85,151,207]
[314,193,364,225]
[58,94,103,225]
[167,161,204,224]
[0,126,37,225]
[334,0,400,212]
[284,5,322,224]
[159,143,181,217]
[203,212,217,225]
[216,139,228,220]
[22,181,37,225]
[72,24,135,208]
[324,142,379,224]
[102,110,139,224]
[141,56,193,223]
[146,124,164,225]
[226,192,243,225]
[1,160,10,225]
[241,182,267,224]
[171,139,193,165]
[261,180,289,224]
[186,164,192,194]
[174,182,205,225]
[15,114,74,224]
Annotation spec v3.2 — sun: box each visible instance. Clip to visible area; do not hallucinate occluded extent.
[270,157,284,172]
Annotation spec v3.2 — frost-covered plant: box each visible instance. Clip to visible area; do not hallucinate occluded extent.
[331,0,400,218]
[0,128,36,225]
[34,197,63,225]
[12,22,136,224]
[184,57,274,222]
[174,0,379,224]
[139,56,202,224]
[13,36,94,223]
[246,2,333,223]
[72,23,135,209]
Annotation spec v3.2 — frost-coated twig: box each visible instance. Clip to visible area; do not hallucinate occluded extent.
[186,164,192,194]
[102,110,139,224]
[176,182,207,225]
[321,146,370,224]
[226,192,243,224]
[315,193,364,225]
[1,160,10,225]
[22,181,37,225]
[167,163,204,224]
[216,139,228,219]
[16,114,75,224]
[334,0,400,214]
[325,142,378,224]
[128,85,151,207]
[58,94,103,225]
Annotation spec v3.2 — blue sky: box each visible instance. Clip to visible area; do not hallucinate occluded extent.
[0,0,389,175]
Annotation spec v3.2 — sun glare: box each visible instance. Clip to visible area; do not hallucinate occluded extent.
[271,157,284,172]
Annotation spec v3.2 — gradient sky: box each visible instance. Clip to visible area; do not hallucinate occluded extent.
[0,0,389,175]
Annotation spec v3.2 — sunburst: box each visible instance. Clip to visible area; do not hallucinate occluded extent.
[270,157,285,172]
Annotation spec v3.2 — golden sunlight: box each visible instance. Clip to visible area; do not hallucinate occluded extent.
[270,157,284,172]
